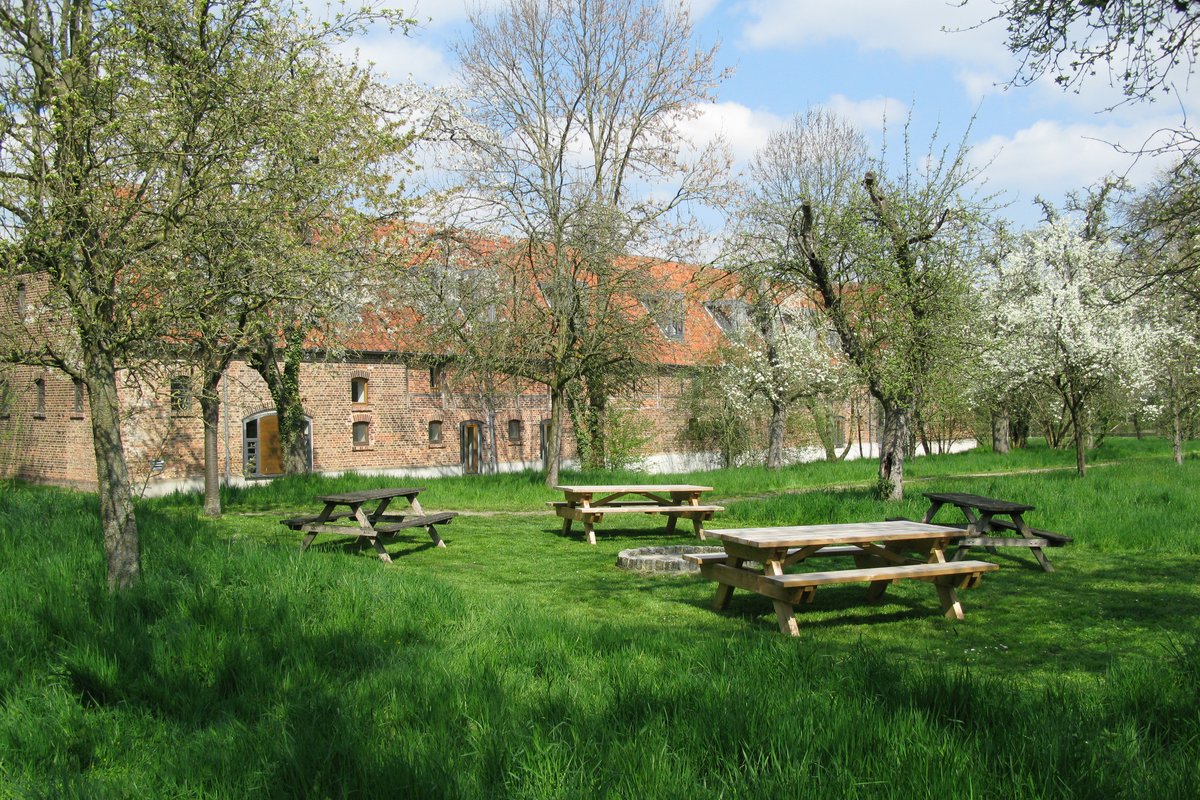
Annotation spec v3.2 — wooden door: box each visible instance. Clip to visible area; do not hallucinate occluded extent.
[461,421,482,475]
[258,414,283,475]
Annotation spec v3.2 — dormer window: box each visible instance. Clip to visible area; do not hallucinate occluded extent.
[704,299,749,334]
[351,376,369,404]
[641,292,685,341]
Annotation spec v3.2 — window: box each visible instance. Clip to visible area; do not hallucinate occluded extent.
[16,282,25,316]
[428,420,443,444]
[72,379,85,414]
[507,419,523,442]
[33,378,45,417]
[169,376,189,414]
[351,376,369,404]
[429,366,444,392]
[0,379,10,418]
[352,420,370,447]
[460,269,498,323]
[641,292,685,341]
[704,299,749,334]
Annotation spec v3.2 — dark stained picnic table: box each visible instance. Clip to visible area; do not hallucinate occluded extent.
[920,491,1072,573]
[281,487,457,564]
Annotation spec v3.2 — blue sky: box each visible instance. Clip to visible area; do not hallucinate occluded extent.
[343,0,1199,229]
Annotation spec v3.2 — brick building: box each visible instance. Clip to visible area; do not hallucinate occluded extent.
[0,258,764,494]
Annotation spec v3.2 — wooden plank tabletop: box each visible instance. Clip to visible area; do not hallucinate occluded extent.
[315,487,424,504]
[922,492,1034,514]
[712,520,964,549]
[554,484,713,493]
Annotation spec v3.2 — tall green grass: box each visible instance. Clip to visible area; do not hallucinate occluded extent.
[1,439,1199,797]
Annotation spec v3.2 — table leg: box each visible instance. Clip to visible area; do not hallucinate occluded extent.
[921,501,944,524]
[561,515,573,537]
[711,555,743,611]
[369,537,394,564]
[1012,512,1055,573]
[692,516,707,540]
[665,514,679,535]
[425,523,446,548]
[936,582,964,620]
[299,532,318,552]
[584,518,596,545]
[763,560,800,636]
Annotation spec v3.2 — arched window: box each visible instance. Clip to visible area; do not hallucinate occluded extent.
[351,376,369,404]
[352,420,370,447]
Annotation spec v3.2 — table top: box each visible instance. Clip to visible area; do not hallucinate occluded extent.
[554,484,713,494]
[712,520,964,549]
[315,487,424,504]
[923,492,1034,514]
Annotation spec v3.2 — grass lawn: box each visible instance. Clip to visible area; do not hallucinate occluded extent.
[2,438,1199,798]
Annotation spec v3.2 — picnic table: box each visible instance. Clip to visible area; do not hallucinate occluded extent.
[921,491,1072,573]
[685,520,999,636]
[550,484,724,545]
[281,487,457,564]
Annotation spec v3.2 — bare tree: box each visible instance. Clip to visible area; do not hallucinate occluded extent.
[450,0,728,485]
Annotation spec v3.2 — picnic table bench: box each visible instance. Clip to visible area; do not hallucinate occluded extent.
[551,484,723,545]
[687,521,998,636]
[921,492,1072,573]
[281,487,457,564]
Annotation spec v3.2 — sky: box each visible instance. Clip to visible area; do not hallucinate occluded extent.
[337,0,1199,229]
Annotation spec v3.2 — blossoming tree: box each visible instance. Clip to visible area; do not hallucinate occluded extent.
[992,219,1156,475]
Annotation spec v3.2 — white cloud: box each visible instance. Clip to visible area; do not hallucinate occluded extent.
[825,93,906,132]
[679,101,786,165]
[971,117,1182,218]
[739,0,1011,66]
[337,35,458,86]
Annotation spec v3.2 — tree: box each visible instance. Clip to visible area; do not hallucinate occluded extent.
[746,109,985,500]
[718,292,852,468]
[0,0,409,587]
[975,0,1200,103]
[451,0,728,485]
[992,219,1155,475]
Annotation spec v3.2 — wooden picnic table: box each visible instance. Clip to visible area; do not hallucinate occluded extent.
[551,484,724,545]
[921,491,1072,573]
[280,487,457,564]
[685,520,999,636]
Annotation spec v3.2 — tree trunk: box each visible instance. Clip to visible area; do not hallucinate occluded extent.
[877,402,907,501]
[200,382,222,517]
[765,397,786,469]
[545,384,565,486]
[806,398,838,462]
[991,410,1010,455]
[1067,398,1087,477]
[249,332,310,475]
[85,357,140,592]
[1172,380,1183,465]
